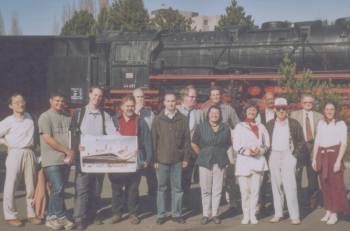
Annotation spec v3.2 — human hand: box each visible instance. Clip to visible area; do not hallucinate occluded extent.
[154,162,159,169]
[144,162,148,168]
[312,159,317,171]
[333,161,341,173]
[79,145,85,152]
[182,161,188,168]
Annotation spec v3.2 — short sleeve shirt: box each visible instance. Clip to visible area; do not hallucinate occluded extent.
[38,109,71,167]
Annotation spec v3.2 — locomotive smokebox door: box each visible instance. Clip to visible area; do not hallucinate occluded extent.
[108,32,159,90]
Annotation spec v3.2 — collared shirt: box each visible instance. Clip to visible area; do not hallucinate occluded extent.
[80,105,116,136]
[177,104,202,139]
[265,109,275,123]
[271,119,292,151]
[314,119,347,147]
[0,112,34,149]
[164,109,177,119]
[118,115,138,136]
[302,109,315,140]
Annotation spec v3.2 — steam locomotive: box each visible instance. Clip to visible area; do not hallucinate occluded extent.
[0,17,349,116]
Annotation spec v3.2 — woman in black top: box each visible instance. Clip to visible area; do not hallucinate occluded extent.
[192,105,232,225]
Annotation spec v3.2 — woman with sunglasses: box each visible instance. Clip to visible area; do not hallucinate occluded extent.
[312,102,350,224]
[232,101,270,224]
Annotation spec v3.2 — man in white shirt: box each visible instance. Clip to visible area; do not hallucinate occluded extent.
[72,86,116,230]
[265,98,305,225]
[0,94,41,226]
[290,94,323,211]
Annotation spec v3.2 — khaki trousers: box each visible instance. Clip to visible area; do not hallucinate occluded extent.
[3,149,36,220]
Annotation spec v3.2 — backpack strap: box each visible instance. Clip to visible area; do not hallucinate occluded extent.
[99,108,106,135]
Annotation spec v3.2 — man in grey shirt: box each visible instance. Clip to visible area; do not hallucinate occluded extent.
[176,85,202,209]
[38,92,74,230]
[72,86,116,230]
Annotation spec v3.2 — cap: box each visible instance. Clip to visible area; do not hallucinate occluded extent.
[274,97,288,106]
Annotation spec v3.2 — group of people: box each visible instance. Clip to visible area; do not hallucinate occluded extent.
[0,85,349,230]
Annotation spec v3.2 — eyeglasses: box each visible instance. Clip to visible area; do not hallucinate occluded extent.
[275,106,287,111]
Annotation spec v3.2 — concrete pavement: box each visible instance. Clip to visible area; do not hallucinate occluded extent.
[1,166,350,231]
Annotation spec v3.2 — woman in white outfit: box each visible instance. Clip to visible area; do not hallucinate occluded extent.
[232,102,270,224]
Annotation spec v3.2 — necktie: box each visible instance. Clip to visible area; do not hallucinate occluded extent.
[305,112,313,141]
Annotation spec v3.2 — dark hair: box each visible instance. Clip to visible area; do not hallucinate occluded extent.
[121,94,136,105]
[323,101,341,122]
[241,101,259,120]
[49,90,65,99]
[163,92,177,101]
[206,105,223,123]
[209,86,222,97]
[8,93,25,105]
[89,86,104,94]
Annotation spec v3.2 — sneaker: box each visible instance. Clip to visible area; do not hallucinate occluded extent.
[321,211,331,222]
[28,217,43,225]
[200,216,210,225]
[110,213,122,224]
[269,216,281,223]
[6,218,23,227]
[58,217,74,230]
[250,216,258,225]
[241,217,249,225]
[326,214,338,225]
[291,219,301,225]
[129,214,140,225]
[156,217,167,225]
[212,216,221,224]
[172,216,185,224]
[46,219,64,230]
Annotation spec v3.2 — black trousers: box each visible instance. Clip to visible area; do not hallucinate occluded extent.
[73,170,105,222]
[139,166,158,196]
[182,155,197,203]
[108,172,141,215]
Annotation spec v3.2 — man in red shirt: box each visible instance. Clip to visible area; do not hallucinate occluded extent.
[108,95,152,225]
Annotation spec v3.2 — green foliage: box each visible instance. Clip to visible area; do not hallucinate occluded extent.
[217,0,254,29]
[108,0,149,32]
[278,54,342,112]
[150,7,192,32]
[61,10,96,36]
[95,7,109,33]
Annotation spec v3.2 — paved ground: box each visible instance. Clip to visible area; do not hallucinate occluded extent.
[1,166,350,231]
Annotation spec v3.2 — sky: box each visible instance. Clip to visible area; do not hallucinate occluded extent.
[1,0,350,35]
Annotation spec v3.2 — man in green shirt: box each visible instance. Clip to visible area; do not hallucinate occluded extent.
[38,92,74,230]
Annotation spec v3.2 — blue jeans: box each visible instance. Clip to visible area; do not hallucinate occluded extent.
[44,165,69,219]
[157,162,183,218]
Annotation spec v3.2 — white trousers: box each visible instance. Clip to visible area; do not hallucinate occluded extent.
[269,150,300,220]
[199,164,224,217]
[3,149,36,220]
[238,173,263,220]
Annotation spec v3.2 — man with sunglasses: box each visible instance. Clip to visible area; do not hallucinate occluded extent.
[265,98,305,225]
[290,94,323,211]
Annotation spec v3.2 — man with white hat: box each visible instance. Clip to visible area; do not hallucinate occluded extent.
[265,97,305,225]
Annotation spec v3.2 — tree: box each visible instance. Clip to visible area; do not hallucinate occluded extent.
[0,11,5,35]
[95,6,110,33]
[150,7,192,32]
[108,0,149,31]
[217,0,254,29]
[10,12,22,35]
[61,10,96,36]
